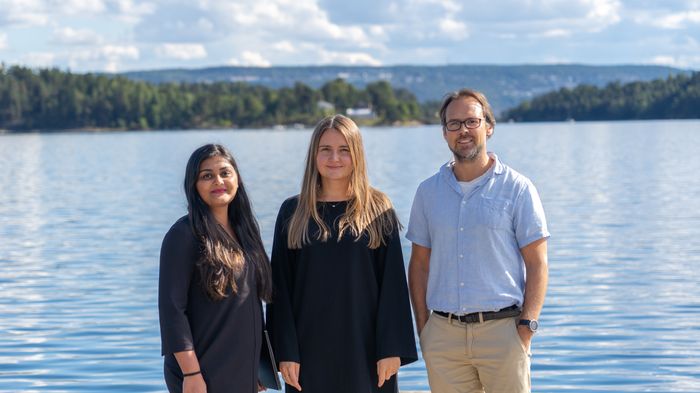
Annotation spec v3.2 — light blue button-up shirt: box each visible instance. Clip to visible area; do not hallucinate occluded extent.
[406,153,549,314]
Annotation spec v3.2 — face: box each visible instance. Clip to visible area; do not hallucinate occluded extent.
[316,128,353,183]
[196,156,239,209]
[443,97,493,162]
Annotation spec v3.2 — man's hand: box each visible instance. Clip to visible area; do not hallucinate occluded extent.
[279,361,302,391]
[516,324,533,352]
[377,357,401,387]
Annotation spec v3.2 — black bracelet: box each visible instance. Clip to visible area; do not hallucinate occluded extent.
[183,370,201,377]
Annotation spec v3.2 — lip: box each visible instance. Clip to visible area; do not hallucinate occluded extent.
[211,188,227,195]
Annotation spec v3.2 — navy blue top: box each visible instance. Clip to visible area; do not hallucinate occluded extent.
[267,197,417,393]
[158,216,262,393]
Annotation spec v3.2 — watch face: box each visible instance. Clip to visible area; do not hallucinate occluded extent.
[529,320,539,332]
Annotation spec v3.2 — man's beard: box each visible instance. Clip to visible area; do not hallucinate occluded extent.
[451,142,482,162]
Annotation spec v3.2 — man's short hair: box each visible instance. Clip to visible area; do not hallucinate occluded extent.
[439,89,496,130]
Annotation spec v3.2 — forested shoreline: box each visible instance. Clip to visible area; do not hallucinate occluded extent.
[503,72,700,122]
[1,65,698,132]
[0,65,433,131]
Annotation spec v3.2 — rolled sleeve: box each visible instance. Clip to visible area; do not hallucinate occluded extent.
[406,183,431,248]
[514,180,550,249]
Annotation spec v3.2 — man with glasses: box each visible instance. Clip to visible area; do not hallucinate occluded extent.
[407,88,549,393]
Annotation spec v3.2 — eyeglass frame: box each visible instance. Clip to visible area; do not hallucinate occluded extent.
[444,117,484,132]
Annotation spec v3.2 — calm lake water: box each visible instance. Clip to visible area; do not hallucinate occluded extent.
[1,120,700,392]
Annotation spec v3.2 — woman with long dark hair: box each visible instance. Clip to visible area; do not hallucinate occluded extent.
[266,115,417,393]
[159,144,272,393]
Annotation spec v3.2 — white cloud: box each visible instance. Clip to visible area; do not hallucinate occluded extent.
[110,0,157,24]
[585,0,622,28]
[155,43,207,60]
[52,27,103,45]
[650,54,700,68]
[0,0,50,26]
[22,52,55,67]
[228,51,271,67]
[644,10,700,29]
[318,51,382,66]
[272,41,296,53]
[56,0,106,14]
[536,29,573,38]
[3,0,700,71]
[69,45,139,62]
[439,19,469,38]
[205,0,378,48]
[651,55,677,66]
[101,45,139,59]
[66,44,140,72]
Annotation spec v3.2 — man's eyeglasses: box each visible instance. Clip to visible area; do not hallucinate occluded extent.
[445,118,483,131]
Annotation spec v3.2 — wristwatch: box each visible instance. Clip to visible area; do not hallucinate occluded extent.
[518,319,539,332]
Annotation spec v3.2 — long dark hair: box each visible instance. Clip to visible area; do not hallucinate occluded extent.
[184,143,272,302]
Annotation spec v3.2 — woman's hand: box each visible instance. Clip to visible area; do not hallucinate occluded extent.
[377,357,400,387]
[279,361,302,391]
[183,373,207,393]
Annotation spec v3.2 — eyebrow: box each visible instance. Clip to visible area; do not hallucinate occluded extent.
[198,165,232,173]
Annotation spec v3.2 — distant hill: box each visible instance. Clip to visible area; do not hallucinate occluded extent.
[0,66,423,131]
[121,64,688,113]
[502,72,700,122]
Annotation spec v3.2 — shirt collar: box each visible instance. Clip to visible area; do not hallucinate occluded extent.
[440,152,504,194]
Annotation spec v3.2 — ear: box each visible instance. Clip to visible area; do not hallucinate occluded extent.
[486,125,494,138]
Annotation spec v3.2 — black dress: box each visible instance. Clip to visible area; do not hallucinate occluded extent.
[158,216,262,393]
[266,197,417,393]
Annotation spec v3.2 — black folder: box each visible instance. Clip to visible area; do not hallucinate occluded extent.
[259,330,282,390]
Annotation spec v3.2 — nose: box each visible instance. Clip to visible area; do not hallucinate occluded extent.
[213,175,224,184]
[330,150,340,161]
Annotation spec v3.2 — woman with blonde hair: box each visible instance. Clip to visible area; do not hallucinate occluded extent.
[266,115,417,393]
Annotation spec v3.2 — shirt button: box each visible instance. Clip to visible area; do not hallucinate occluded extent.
[462,307,467,311]
[460,227,464,231]
[459,254,463,258]
[462,201,466,204]
[460,282,464,286]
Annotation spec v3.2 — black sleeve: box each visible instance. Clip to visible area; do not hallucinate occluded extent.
[374,219,418,366]
[266,198,301,363]
[158,219,198,356]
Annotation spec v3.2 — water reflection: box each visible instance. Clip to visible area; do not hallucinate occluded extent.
[1,121,699,392]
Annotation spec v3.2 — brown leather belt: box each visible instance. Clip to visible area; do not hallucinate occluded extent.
[433,305,520,323]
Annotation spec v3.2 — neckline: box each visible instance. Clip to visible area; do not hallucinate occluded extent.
[319,200,348,208]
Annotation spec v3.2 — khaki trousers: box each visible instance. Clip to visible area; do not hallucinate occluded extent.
[419,313,531,393]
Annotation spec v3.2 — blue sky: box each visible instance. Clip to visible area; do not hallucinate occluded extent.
[1,0,699,72]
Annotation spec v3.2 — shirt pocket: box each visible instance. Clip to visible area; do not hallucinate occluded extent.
[476,197,512,230]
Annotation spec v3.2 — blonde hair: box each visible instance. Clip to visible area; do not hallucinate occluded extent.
[287,114,399,249]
